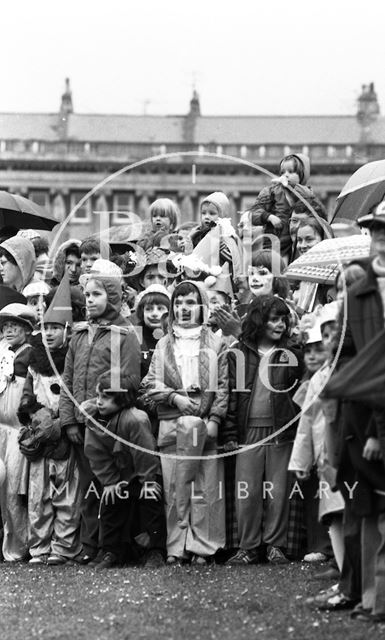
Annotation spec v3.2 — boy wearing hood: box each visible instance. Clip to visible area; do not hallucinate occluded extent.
[140,280,228,564]
[0,237,36,292]
[59,263,140,564]
[248,154,324,262]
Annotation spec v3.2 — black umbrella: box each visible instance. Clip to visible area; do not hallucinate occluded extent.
[0,191,58,231]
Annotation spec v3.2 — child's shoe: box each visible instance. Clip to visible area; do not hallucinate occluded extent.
[144,550,164,568]
[267,546,289,564]
[47,554,68,566]
[303,552,328,563]
[226,548,259,565]
[95,552,118,570]
[29,554,49,565]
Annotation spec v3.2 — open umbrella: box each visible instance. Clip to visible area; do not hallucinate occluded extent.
[285,235,372,284]
[0,191,57,231]
[332,160,385,223]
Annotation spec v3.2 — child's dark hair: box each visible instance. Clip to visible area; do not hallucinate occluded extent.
[0,248,17,265]
[279,155,304,183]
[251,250,290,299]
[241,295,290,345]
[136,292,170,324]
[171,281,204,324]
[80,237,110,258]
[297,217,326,241]
[32,236,49,258]
[292,199,327,221]
[96,371,138,409]
[64,242,81,260]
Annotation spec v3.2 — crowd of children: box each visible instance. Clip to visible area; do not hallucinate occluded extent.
[0,152,385,624]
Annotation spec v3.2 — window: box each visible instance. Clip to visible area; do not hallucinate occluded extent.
[327,145,336,158]
[345,145,353,158]
[31,141,39,154]
[259,146,266,158]
[198,145,205,154]
[84,142,91,154]
[159,144,167,155]
[112,193,135,224]
[283,145,291,156]
[0,140,6,153]
[302,145,309,156]
[240,145,247,158]
[70,192,92,224]
[29,190,50,209]
[216,145,223,155]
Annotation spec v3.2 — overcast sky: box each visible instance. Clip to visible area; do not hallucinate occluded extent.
[2,0,385,117]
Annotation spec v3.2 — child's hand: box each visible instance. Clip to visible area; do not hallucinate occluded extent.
[206,420,218,439]
[66,424,84,445]
[214,308,242,337]
[295,470,310,481]
[102,484,117,505]
[174,395,199,415]
[223,440,238,452]
[267,214,283,230]
[363,437,383,461]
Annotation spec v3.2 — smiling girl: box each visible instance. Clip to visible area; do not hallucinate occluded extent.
[225,295,302,565]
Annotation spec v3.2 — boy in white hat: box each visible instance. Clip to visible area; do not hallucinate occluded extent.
[0,303,35,561]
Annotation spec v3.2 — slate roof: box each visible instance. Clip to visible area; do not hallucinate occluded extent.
[0,111,384,145]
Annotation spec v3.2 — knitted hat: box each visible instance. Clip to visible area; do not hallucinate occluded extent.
[135,284,171,311]
[201,192,230,217]
[0,303,36,330]
[43,272,73,327]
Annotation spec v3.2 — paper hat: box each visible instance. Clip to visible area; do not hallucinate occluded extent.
[43,271,73,327]
[134,284,171,310]
[23,281,50,298]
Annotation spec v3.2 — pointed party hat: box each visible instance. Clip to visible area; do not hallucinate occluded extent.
[43,271,73,326]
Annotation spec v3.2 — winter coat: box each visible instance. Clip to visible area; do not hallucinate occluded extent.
[0,237,36,291]
[224,338,303,445]
[330,260,385,514]
[289,365,344,519]
[84,402,161,487]
[60,315,141,428]
[18,334,70,459]
[139,280,229,429]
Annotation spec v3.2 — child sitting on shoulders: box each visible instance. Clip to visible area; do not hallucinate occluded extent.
[248,153,324,262]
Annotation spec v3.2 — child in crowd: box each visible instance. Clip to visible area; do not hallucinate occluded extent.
[79,237,110,274]
[289,303,345,571]
[134,284,170,378]
[51,239,81,287]
[249,154,323,262]
[59,264,140,564]
[225,295,302,565]
[140,280,228,564]
[17,274,82,565]
[289,319,333,563]
[0,303,35,560]
[83,372,166,569]
[190,192,243,282]
[138,198,179,251]
[22,281,51,328]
